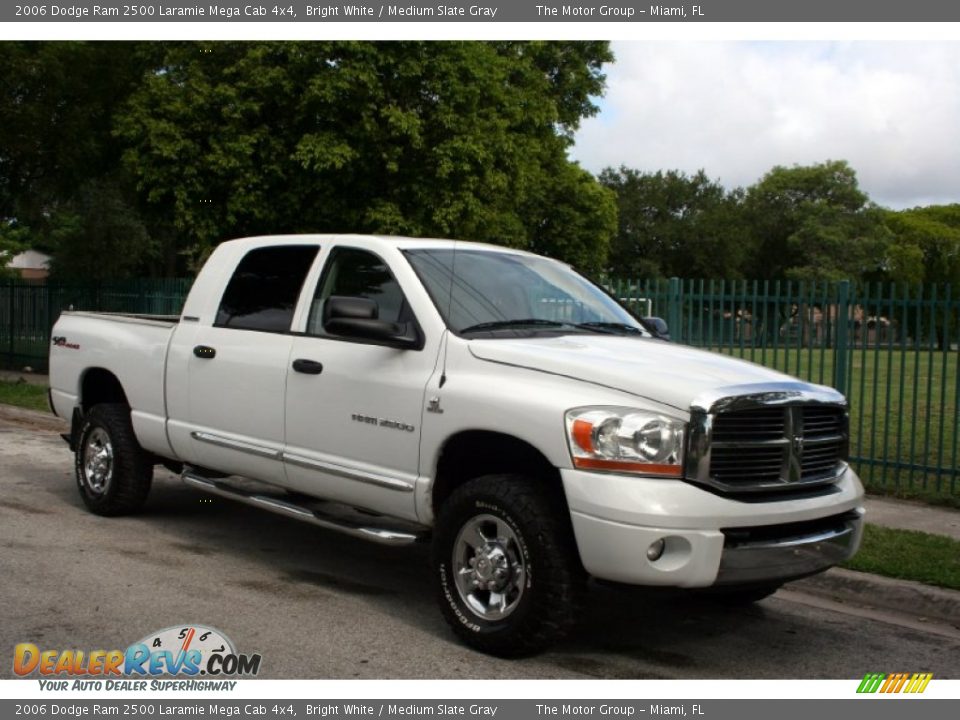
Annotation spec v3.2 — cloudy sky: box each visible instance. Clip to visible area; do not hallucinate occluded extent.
[571,42,960,209]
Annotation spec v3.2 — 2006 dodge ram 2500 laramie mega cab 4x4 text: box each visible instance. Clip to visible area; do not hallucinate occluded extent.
[49,235,864,656]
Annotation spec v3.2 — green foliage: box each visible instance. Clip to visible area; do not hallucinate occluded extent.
[883,205,960,287]
[1,41,614,276]
[743,160,891,281]
[0,222,29,278]
[527,161,617,275]
[46,177,155,280]
[599,167,750,278]
[0,42,148,260]
[114,41,615,268]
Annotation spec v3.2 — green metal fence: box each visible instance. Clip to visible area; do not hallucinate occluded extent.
[1,276,957,498]
[610,278,959,499]
[1,278,192,372]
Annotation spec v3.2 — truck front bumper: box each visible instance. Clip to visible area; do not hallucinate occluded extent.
[561,464,865,588]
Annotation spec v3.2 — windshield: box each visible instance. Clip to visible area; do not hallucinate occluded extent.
[404,248,648,336]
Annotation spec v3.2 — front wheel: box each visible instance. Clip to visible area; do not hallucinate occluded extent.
[75,403,153,516]
[432,474,584,657]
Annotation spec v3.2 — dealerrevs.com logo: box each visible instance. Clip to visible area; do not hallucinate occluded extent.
[13,625,261,690]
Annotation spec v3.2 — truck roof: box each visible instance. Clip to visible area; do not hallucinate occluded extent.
[219,234,542,258]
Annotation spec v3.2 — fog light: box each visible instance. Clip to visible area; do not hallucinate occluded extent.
[646,538,666,561]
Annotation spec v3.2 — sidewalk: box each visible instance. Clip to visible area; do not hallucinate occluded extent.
[865,496,960,541]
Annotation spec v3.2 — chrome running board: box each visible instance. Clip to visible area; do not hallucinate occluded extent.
[182,470,427,547]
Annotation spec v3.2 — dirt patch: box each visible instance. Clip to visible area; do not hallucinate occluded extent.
[0,499,54,515]
[0,405,67,433]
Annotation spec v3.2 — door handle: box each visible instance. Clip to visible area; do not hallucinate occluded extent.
[292,358,323,375]
[193,345,216,359]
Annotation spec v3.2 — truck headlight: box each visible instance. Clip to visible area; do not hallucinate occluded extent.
[565,407,686,477]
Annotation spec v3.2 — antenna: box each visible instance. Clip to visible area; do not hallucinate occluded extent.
[439,238,457,388]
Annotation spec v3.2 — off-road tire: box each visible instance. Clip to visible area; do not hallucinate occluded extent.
[74,403,153,516]
[432,474,585,657]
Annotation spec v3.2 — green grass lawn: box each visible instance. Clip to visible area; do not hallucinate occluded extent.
[0,379,50,413]
[844,524,960,591]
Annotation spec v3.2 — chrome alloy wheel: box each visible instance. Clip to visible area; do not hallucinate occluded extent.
[452,513,526,621]
[82,427,114,495]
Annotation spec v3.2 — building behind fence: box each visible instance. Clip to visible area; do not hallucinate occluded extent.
[1,276,957,498]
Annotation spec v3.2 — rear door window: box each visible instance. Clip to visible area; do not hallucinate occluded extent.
[215,245,319,332]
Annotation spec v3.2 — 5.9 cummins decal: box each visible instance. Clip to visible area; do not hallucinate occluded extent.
[51,336,80,350]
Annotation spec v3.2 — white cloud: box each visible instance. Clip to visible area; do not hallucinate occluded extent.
[571,42,960,209]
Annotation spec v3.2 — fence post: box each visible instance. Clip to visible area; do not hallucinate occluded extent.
[668,277,681,343]
[834,280,851,394]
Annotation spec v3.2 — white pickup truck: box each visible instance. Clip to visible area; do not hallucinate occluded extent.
[49,235,864,656]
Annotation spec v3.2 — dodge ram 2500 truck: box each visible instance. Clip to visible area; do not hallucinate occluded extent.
[49,235,864,656]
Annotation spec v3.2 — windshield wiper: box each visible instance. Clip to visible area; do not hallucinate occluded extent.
[459,319,646,336]
[459,318,567,334]
[574,322,646,335]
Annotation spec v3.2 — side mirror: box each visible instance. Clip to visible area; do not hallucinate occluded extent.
[643,316,670,341]
[323,296,421,349]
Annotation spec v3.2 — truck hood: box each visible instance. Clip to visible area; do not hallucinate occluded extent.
[468,335,797,412]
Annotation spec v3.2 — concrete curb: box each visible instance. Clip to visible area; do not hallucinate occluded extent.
[0,403,66,432]
[792,567,960,627]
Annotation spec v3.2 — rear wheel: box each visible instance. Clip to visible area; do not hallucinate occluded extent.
[75,403,152,516]
[432,474,584,657]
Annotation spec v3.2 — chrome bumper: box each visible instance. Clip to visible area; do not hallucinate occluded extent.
[715,509,864,586]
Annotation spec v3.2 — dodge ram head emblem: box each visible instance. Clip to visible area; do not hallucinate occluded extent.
[793,435,804,456]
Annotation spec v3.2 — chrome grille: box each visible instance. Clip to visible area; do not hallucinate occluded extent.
[710,445,784,485]
[710,407,786,442]
[687,402,847,495]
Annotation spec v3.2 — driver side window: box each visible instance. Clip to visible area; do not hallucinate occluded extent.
[307,247,410,336]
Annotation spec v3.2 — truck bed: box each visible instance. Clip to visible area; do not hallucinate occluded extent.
[49,310,181,460]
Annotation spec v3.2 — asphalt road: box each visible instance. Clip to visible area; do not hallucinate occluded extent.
[2,414,958,680]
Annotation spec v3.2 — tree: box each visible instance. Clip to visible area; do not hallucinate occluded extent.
[742,160,890,281]
[0,42,150,271]
[599,167,748,278]
[114,41,616,271]
[0,41,615,277]
[0,221,28,278]
[884,205,960,287]
[46,176,155,280]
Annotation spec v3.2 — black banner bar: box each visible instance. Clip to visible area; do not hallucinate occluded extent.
[0,700,956,720]
[4,1,960,23]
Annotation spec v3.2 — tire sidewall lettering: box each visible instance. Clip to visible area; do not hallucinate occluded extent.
[438,561,482,633]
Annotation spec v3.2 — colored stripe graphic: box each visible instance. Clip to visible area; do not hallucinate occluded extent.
[857,673,885,693]
[857,672,932,693]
